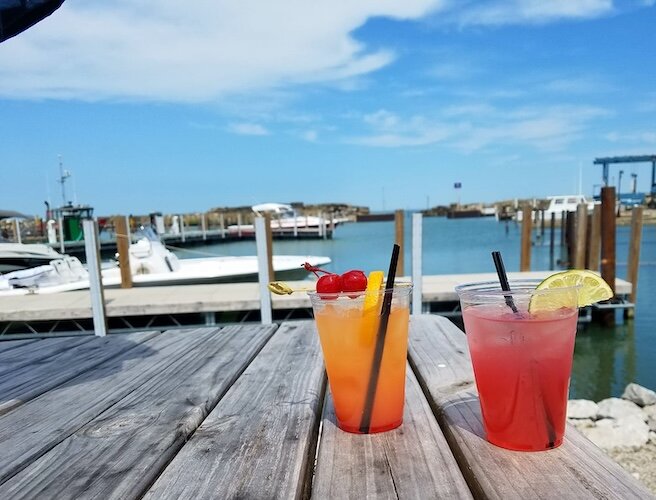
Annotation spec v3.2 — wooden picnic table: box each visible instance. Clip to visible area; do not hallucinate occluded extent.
[0,315,652,499]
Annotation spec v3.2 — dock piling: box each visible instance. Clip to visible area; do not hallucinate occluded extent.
[625,206,644,319]
[520,205,532,271]
[82,219,107,336]
[588,204,601,272]
[58,215,65,254]
[549,213,555,270]
[254,217,273,325]
[395,210,405,275]
[14,218,21,244]
[574,203,588,269]
[597,186,617,326]
[114,216,133,289]
[412,213,423,315]
[264,213,274,281]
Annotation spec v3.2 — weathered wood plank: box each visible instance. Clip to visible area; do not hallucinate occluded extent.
[0,331,159,416]
[407,315,475,404]
[0,328,218,485]
[0,338,39,354]
[313,364,472,499]
[145,321,325,500]
[0,324,277,500]
[0,336,93,375]
[408,315,654,499]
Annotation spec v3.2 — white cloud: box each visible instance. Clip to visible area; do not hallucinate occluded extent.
[445,0,613,26]
[228,123,269,136]
[0,0,628,103]
[302,130,318,142]
[347,104,608,151]
[0,0,440,102]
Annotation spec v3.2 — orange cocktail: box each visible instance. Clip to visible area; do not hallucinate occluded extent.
[309,286,411,433]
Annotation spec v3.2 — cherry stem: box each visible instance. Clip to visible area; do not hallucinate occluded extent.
[302,262,333,278]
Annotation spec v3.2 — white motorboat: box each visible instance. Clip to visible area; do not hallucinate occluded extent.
[0,228,331,295]
[516,195,596,222]
[0,254,92,295]
[227,203,346,236]
[103,227,331,286]
[0,242,63,273]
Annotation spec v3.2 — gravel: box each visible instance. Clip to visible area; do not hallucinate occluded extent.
[606,441,656,494]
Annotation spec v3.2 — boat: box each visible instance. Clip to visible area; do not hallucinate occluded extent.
[103,227,331,286]
[0,241,64,273]
[227,203,342,238]
[0,253,91,295]
[516,195,596,222]
[0,228,331,295]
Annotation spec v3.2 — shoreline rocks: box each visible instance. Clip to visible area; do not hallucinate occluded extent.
[568,382,656,493]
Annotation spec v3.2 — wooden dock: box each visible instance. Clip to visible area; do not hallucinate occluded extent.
[0,317,650,498]
[0,272,632,337]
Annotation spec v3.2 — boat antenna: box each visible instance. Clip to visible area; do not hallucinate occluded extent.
[58,155,71,206]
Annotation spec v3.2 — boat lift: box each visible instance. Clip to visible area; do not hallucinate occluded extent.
[593,155,656,199]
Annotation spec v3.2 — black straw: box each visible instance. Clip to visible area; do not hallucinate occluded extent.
[359,243,400,433]
[491,251,519,314]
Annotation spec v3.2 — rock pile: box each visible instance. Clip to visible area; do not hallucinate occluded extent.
[568,383,656,450]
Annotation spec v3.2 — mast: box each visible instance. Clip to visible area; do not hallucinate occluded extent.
[58,155,71,206]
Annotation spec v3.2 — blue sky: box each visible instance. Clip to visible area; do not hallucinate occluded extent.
[1,0,655,216]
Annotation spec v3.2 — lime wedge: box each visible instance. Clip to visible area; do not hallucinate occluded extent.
[364,271,384,310]
[529,270,613,312]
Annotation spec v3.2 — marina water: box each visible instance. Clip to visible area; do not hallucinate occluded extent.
[176,214,656,401]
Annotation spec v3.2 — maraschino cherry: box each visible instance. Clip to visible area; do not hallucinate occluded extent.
[303,263,368,296]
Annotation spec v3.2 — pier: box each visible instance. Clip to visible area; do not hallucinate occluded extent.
[0,272,632,338]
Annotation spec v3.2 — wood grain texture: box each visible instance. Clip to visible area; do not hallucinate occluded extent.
[313,364,472,499]
[0,331,159,416]
[407,315,475,405]
[0,325,276,500]
[409,316,654,499]
[0,329,215,485]
[0,339,39,354]
[0,336,93,376]
[145,321,325,500]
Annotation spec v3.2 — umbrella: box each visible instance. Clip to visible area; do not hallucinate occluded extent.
[0,0,65,43]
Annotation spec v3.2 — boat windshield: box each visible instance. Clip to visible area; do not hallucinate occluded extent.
[134,225,160,242]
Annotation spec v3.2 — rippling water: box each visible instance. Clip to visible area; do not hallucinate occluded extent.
[176,214,656,400]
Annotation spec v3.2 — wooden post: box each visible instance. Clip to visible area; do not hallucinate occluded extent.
[520,206,532,271]
[255,217,273,325]
[574,203,588,269]
[540,209,545,241]
[549,213,555,270]
[625,206,644,318]
[598,187,616,326]
[220,213,226,239]
[201,212,207,240]
[411,213,423,315]
[264,213,274,281]
[588,204,602,272]
[180,215,186,243]
[395,210,405,275]
[82,219,107,336]
[114,216,133,288]
[559,211,565,244]
[565,211,575,267]
[293,213,298,238]
[237,213,242,238]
